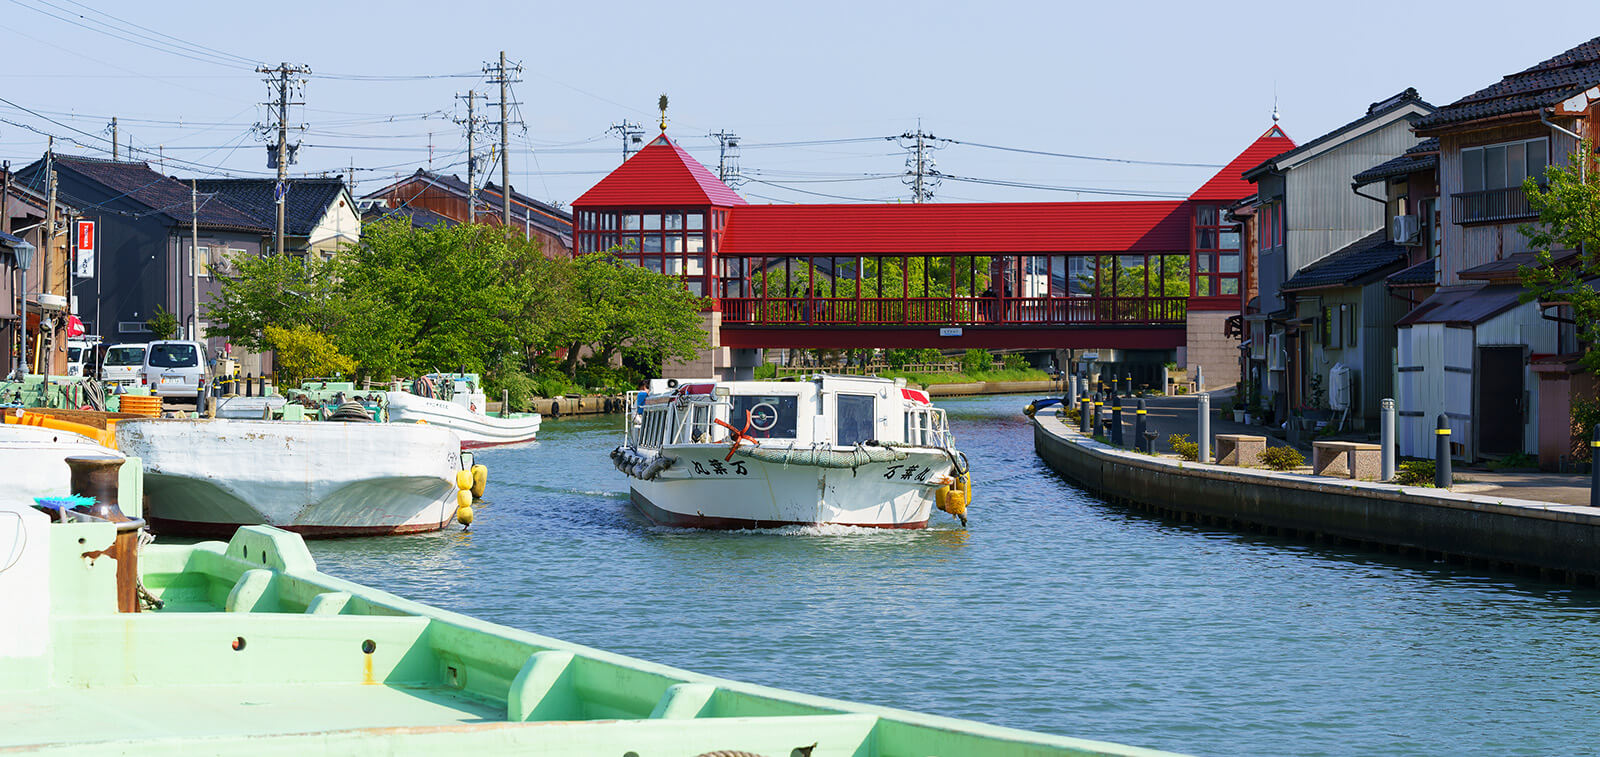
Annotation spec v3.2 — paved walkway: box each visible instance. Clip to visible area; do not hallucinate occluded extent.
[1074,390,1594,507]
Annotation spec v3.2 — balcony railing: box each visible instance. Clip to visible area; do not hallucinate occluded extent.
[1451,186,1537,225]
[719,295,1188,327]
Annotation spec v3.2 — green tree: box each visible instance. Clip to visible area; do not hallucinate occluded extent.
[1519,144,1600,373]
[542,252,708,377]
[263,324,356,386]
[145,305,179,340]
[204,252,347,352]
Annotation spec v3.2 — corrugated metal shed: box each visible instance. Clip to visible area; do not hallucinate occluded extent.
[574,134,747,207]
[718,201,1190,255]
[1189,125,1296,202]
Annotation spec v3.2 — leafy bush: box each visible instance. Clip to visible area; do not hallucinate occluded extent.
[753,363,777,379]
[1395,459,1437,486]
[263,325,355,387]
[1063,406,1081,424]
[961,349,994,376]
[1168,433,1199,461]
[1572,399,1600,463]
[1257,446,1305,471]
[1487,452,1536,470]
[145,305,179,340]
[485,370,539,412]
[1002,353,1028,371]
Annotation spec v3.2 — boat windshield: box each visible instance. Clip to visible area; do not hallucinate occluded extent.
[105,347,145,366]
[730,395,798,439]
[836,393,875,446]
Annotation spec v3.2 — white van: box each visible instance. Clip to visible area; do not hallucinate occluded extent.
[142,340,207,398]
[100,343,147,389]
[65,337,98,377]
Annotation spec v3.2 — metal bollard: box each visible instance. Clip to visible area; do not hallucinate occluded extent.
[195,381,207,415]
[1134,398,1148,453]
[1590,426,1600,508]
[1195,364,1205,393]
[1435,414,1452,488]
[1111,392,1124,446]
[1381,399,1396,481]
[1122,371,1133,396]
[1092,393,1103,436]
[1197,392,1210,463]
[1080,397,1092,434]
[258,375,266,397]
[245,374,254,397]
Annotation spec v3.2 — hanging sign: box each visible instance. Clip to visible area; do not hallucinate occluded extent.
[73,219,96,278]
[939,327,963,337]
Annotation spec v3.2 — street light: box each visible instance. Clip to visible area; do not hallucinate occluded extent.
[3,236,36,377]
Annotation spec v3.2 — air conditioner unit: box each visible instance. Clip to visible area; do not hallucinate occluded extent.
[1392,214,1421,245]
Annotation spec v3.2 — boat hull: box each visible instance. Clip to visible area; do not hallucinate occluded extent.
[0,425,124,506]
[625,445,952,529]
[385,391,541,448]
[114,419,462,538]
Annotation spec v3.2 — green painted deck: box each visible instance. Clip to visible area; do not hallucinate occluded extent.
[1,521,1182,757]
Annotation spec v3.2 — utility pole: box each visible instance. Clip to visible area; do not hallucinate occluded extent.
[899,123,940,203]
[455,90,485,223]
[42,144,55,375]
[190,180,200,341]
[110,117,118,161]
[608,120,644,163]
[484,51,522,227]
[256,62,310,255]
[710,130,742,186]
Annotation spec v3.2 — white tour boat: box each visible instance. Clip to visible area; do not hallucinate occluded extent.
[386,373,541,449]
[612,375,971,529]
[115,418,469,537]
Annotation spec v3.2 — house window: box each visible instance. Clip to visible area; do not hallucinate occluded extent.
[192,246,209,277]
[1455,137,1547,224]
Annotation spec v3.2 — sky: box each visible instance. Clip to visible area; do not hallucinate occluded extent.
[2,0,1598,209]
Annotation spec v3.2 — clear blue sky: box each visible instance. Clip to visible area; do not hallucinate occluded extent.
[2,0,1596,208]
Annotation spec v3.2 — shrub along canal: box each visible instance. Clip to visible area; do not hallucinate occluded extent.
[309,394,1600,757]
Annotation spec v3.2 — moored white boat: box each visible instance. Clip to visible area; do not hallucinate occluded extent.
[114,418,466,537]
[0,423,124,505]
[612,375,971,529]
[386,373,541,449]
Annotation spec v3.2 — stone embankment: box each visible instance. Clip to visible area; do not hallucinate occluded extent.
[489,395,629,418]
[927,380,1059,397]
[1032,412,1600,583]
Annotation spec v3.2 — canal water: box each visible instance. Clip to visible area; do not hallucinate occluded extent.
[310,394,1600,757]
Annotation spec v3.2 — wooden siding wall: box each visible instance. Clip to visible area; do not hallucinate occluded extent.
[1286,119,1425,275]
[1438,121,1578,285]
[376,178,573,259]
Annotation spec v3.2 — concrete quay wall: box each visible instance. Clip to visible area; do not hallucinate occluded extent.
[1032,413,1600,582]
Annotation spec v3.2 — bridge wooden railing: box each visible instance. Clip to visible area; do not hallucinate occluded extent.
[720,295,1187,326]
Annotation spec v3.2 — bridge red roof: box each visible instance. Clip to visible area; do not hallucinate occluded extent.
[1188,125,1296,202]
[574,134,747,208]
[719,200,1191,255]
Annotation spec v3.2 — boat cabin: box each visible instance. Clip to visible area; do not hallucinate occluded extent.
[631,375,949,451]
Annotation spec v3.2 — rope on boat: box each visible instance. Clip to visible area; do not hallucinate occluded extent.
[730,443,909,469]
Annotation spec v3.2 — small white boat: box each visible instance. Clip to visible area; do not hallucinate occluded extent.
[612,375,972,529]
[114,418,466,537]
[0,423,123,506]
[386,373,541,449]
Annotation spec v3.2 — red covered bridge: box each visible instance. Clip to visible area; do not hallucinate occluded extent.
[572,128,1293,377]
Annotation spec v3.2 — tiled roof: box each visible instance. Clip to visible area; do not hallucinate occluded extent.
[574,134,748,208]
[1386,257,1436,287]
[720,201,1190,256]
[193,178,346,236]
[1352,138,1439,186]
[1244,89,1434,180]
[1189,125,1295,202]
[23,155,265,232]
[1414,36,1600,131]
[363,170,571,234]
[362,204,459,229]
[1281,229,1408,291]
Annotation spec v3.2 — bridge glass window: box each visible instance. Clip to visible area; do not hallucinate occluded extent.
[1194,204,1239,298]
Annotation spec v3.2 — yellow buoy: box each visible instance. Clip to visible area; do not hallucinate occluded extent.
[470,464,488,499]
[456,505,474,527]
[455,469,473,490]
[456,489,473,508]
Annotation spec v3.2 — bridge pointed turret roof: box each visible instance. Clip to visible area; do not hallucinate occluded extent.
[1188,125,1296,202]
[574,133,747,207]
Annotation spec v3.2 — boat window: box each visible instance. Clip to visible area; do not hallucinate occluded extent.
[689,403,714,442]
[836,394,876,446]
[105,347,145,366]
[148,343,199,368]
[730,395,798,439]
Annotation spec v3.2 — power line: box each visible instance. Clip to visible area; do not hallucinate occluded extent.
[936,137,1226,168]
